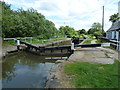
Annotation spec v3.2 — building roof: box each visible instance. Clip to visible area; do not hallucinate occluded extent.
[107,21,120,32]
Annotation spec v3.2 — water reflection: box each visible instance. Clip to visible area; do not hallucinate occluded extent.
[2,52,67,88]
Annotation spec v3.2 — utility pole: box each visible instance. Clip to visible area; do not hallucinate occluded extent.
[102,6,104,38]
[64,22,65,26]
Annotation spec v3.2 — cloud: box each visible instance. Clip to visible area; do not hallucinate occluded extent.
[3,0,119,31]
[40,3,58,11]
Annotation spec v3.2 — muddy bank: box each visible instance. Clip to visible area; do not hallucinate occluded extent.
[45,59,76,88]
[45,60,63,88]
[45,59,74,88]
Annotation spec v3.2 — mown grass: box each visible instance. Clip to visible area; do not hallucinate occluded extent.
[64,60,119,88]
[2,40,16,46]
[95,39,101,43]
[83,38,95,44]
[83,38,102,44]
[20,38,67,44]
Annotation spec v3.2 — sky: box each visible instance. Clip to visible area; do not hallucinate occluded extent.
[2,0,120,31]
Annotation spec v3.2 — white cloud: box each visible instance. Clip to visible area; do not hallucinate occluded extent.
[3,0,119,31]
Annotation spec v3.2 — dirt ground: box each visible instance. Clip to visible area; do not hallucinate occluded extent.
[55,46,119,88]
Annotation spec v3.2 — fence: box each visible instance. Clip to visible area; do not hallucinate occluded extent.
[3,37,33,41]
[101,37,120,51]
[109,40,120,50]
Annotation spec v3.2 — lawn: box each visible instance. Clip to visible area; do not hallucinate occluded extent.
[95,39,101,43]
[64,60,119,88]
[83,38,102,44]
[2,40,16,46]
[83,38,95,44]
[21,38,66,44]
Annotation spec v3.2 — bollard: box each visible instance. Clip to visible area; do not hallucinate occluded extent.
[71,43,74,50]
[71,43,74,54]
[17,39,20,50]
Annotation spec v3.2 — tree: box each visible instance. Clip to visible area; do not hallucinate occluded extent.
[78,29,86,34]
[1,1,14,37]
[59,26,78,38]
[1,1,58,38]
[109,13,120,24]
[87,22,102,39]
[87,28,94,35]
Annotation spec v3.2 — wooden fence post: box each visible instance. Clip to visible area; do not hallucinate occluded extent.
[17,39,20,50]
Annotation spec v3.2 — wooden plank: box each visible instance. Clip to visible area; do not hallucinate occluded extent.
[39,53,71,56]
[110,43,117,46]
[43,46,71,50]
[4,38,16,41]
[20,40,40,49]
[20,40,71,50]
[27,50,71,56]
[109,40,118,44]
[75,43,101,48]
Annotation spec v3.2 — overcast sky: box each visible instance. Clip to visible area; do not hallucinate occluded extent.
[3,0,119,31]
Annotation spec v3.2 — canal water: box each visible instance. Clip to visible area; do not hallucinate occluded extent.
[2,52,69,88]
[2,40,71,88]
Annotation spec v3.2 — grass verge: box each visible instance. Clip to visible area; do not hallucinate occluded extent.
[2,37,67,46]
[83,38,95,44]
[21,38,66,44]
[2,40,16,46]
[64,60,119,88]
[95,39,101,43]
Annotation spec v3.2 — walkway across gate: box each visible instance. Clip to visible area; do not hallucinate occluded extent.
[20,40,72,56]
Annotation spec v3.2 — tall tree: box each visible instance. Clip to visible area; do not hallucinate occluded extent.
[1,1,58,38]
[109,13,120,24]
[87,22,102,39]
[59,26,77,38]
[1,1,14,37]
[78,29,86,34]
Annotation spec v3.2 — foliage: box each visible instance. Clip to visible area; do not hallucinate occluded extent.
[1,1,58,38]
[95,39,101,43]
[94,31,101,39]
[77,29,86,35]
[87,22,103,39]
[64,60,119,88]
[59,26,78,38]
[109,13,120,24]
